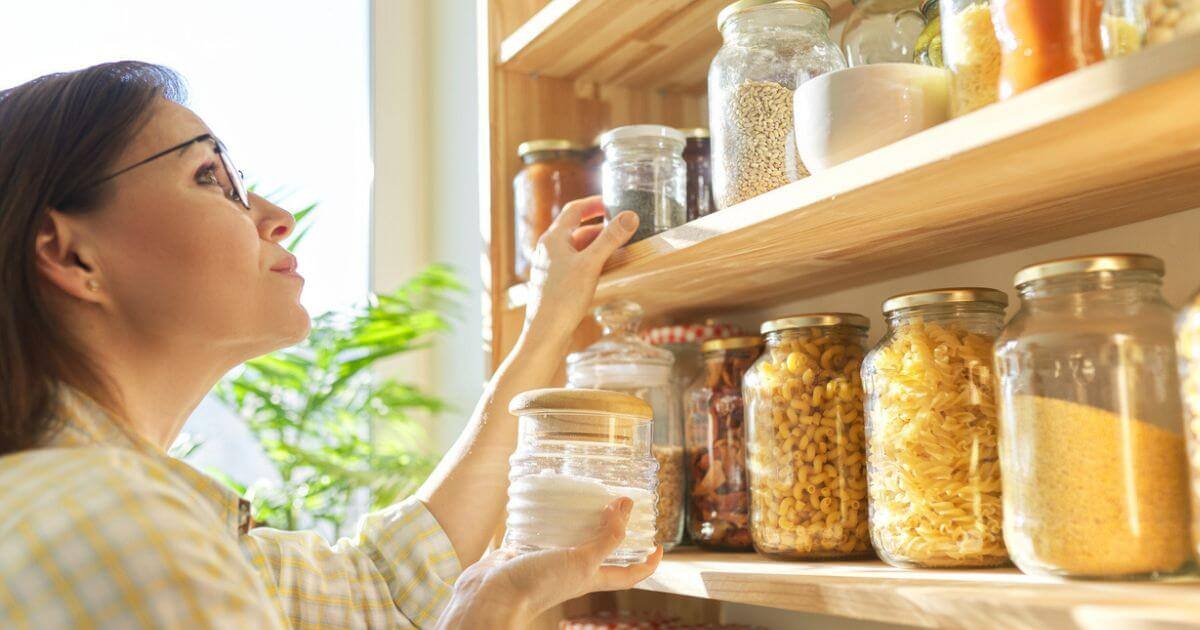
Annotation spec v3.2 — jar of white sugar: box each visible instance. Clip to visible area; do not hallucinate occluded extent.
[503,388,658,566]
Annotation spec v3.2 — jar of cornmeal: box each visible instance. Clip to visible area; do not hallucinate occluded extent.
[503,388,658,566]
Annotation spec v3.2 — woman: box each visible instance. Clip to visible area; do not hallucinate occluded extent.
[0,61,659,628]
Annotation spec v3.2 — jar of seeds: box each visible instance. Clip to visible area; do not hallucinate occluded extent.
[600,125,687,245]
[708,0,846,210]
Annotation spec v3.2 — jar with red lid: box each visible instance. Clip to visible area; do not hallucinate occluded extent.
[513,139,590,282]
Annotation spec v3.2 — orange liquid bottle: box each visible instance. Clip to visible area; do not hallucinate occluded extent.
[992,0,1106,99]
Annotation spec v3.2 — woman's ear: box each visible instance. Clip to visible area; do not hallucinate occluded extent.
[34,210,104,304]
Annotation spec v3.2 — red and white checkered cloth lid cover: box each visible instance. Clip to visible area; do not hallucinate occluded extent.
[640,322,744,346]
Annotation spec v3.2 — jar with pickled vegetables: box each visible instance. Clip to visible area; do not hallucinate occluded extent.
[862,288,1008,568]
[1178,288,1200,561]
[685,336,763,551]
[744,313,872,559]
[915,0,943,66]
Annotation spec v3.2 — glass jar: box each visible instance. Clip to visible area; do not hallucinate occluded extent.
[1103,0,1148,57]
[842,0,926,66]
[744,314,872,559]
[940,0,1001,116]
[568,301,684,551]
[992,0,1106,100]
[586,132,605,197]
[504,388,657,565]
[685,337,763,550]
[995,254,1192,579]
[643,321,744,436]
[513,140,590,282]
[915,0,944,66]
[1177,289,1200,561]
[600,125,687,245]
[863,288,1009,568]
[1147,0,1200,45]
[708,0,846,210]
[681,128,716,222]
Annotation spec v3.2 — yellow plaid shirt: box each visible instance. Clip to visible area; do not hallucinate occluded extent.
[0,389,462,629]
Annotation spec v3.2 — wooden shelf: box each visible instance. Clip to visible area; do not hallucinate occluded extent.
[506,34,1200,318]
[497,0,852,91]
[637,551,1200,628]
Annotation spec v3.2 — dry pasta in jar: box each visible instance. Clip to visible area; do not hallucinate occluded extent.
[744,314,872,559]
[1176,288,1200,560]
[862,288,1008,568]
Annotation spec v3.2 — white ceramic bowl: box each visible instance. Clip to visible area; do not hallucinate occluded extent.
[794,63,950,173]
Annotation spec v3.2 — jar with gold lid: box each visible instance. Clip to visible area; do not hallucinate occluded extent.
[513,139,590,281]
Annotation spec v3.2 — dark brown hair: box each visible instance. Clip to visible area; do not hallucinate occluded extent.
[0,61,185,455]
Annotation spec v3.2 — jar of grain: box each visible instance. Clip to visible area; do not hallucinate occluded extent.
[1178,289,1200,562]
[862,288,1009,568]
[504,388,657,565]
[568,301,685,551]
[1147,0,1200,44]
[915,0,944,66]
[708,0,846,210]
[940,0,1001,116]
[841,0,926,67]
[995,254,1192,579]
[992,0,1106,100]
[513,140,590,282]
[744,313,872,559]
[680,128,716,222]
[600,125,687,245]
[685,336,763,550]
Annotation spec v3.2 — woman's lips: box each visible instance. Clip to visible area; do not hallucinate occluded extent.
[271,254,302,278]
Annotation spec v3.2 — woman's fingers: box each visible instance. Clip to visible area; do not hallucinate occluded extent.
[571,497,632,568]
[570,224,604,251]
[593,546,664,591]
[546,196,605,241]
[584,211,638,260]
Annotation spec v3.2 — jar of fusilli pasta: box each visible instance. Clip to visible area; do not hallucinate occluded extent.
[862,288,1009,568]
[744,314,872,560]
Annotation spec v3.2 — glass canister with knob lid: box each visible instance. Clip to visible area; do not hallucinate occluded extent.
[568,301,684,551]
[862,288,1008,568]
[995,254,1192,579]
[841,0,926,66]
[503,388,657,566]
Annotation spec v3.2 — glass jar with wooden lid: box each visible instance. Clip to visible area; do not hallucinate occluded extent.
[503,388,658,566]
[744,313,872,559]
[513,139,590,282]
[862,288,1008,568]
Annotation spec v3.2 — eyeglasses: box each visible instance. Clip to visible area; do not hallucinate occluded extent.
[89,133,249,209]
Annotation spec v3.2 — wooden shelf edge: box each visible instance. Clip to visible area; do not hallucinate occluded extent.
[635,552,1200,628]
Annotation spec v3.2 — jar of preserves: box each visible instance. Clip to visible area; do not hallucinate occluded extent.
[744,313,872,559]
[681,128,716,221]
[600,125,687,245]
[842,0,926,66]
[1103,0,1148,57]
[643,321,744,437]
[685,337,763,550]
[940,0,1001,116]
[709,0,846,210]
[513,140,590,282]
[568,301,684,551]
[915,0,944,66]
[1147,0,1200,44]
[863,288,1008,568]
[504,388,657,565]
[1177,288,1200,561]
[992,0,1106,100]
[995,254,1192,579]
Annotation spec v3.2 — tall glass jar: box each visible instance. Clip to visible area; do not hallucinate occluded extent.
[841,0,926,66]
[709,0,846,210]
[681,128,716,222]
[915,0,944,66]
[513,140,590,282]
[643,321,744,445]
[568,301,684,551]
[992,0,1106,100]
[940,0,1001,116]
[744,314,872,559]
[504,388,657,566]
[863,288,1008,568]
[1103,0,1148,57]
[1177,288,1200,562]
[685,337,763,550]
[600,125,686,245]
[995,254,1192,579]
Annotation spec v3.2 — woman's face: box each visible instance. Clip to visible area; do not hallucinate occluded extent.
[70,99,310,360]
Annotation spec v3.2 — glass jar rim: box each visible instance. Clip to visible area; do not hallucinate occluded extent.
[518,139,582,157]
[718,0,833,31]
[680,127,710,139]
[761,312,870,334]
[509,388,653,420]
[701,336,763,353]
[882,287,1008,314]
[1013,253,1164,288]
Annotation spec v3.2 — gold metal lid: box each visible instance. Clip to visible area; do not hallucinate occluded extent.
[1013,254,1165,287]
[679,127,710,139]
[701,336,764,353]
[517,139,580,157]
[508,388,652,420]
[761,312,870,335]
[883,287,1009,314]
[718,0,832,31]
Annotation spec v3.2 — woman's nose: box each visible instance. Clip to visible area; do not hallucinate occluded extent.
[250,193,295,243]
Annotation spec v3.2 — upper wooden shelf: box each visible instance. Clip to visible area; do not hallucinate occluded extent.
[637,551,1200,628]
[497,0,852,91]
[506,35,1200,317]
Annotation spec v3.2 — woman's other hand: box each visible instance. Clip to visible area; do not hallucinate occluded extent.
[437,497,662,629]
[524,196,638,344]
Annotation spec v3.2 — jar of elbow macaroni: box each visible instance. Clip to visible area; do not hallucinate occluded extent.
[744,313,872,559]
[862,288,1009,569]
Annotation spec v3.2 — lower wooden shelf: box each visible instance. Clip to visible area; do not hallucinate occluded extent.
[635,551,1200,628]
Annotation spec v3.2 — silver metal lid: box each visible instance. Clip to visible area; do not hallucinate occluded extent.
[1013,254,1164,287]
[718,0,832,31]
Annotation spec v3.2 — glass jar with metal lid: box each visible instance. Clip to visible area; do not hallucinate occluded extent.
[708,0,846,210]
[1177,286,1200,562]
[568,300,684,551]
[915,0,943,66]
[600,125,687,245]
[862,288,1008,568]
[680,128,716,221]
[841,0,926,67]
[685,336,763,550]
[744,313,872,559]
[503,388,657,565]
[995,254,1191,579]
[513,139,590,282]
